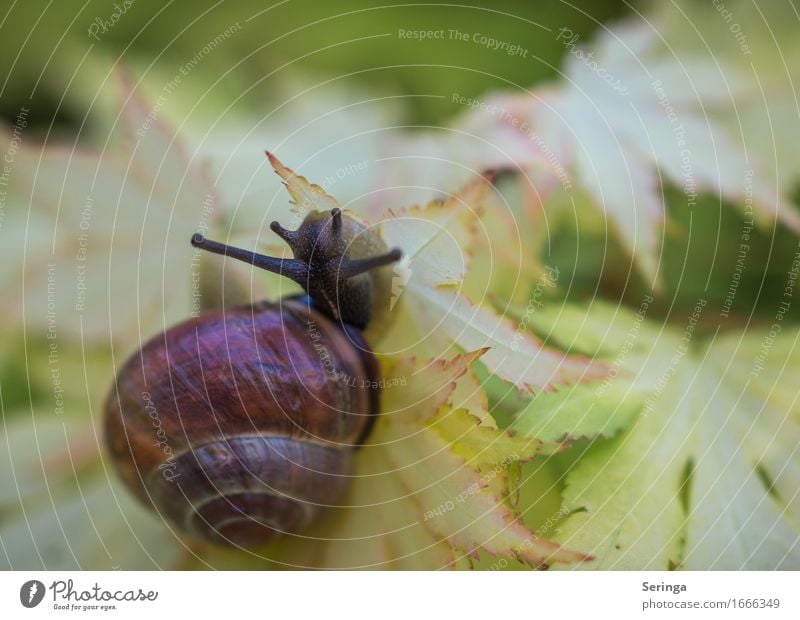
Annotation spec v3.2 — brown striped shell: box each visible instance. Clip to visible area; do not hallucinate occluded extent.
[104,298,380,548]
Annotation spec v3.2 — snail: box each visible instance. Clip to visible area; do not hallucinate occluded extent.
[104,174,402,549]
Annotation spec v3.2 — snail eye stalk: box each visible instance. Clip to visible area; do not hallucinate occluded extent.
[191,210,401,284]
[190,233,309,284]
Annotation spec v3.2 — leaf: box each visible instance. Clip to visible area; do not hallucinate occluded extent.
[0,72,221,348]
[255,350,589,569]
[410,288,608,392]
[379,348,488,419]
[266,150,342,217]
[375,10,800,284]
[426,405,560,462]
[639,1,800,220]
[374,352,588,567]
[559,67,788,280]
[0,413,183,569]
[379,183,608,392]
[527,302,800,569]
[461,182,545,307]
[381,175,487,288]
[511,382,642,443]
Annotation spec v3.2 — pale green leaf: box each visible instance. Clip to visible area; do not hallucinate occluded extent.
[0,76,221,349]
[528,302,800,569]
[257,351,588,569]
[0,413,183,569]
[511,382,642,443]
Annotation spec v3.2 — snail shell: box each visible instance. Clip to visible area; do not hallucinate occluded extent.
[104,298,379,548]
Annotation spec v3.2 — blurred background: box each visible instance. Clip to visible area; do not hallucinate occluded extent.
[2,0,800,570]
[0,0,627,130]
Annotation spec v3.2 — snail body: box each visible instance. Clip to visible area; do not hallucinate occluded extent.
[104,178,401,548]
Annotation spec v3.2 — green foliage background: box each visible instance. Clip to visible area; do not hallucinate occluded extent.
[2,0,800,570]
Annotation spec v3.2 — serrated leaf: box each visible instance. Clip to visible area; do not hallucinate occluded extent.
[462,184,544,306]
[266,150,341,216]
[377,174,608,392]
[376,351,588,567]
[529,302,800,569]
[511,382,642,443]
[381,175,488,288]
[405,286,608,392]
[426,405,556,462]
[253,350,588,569]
